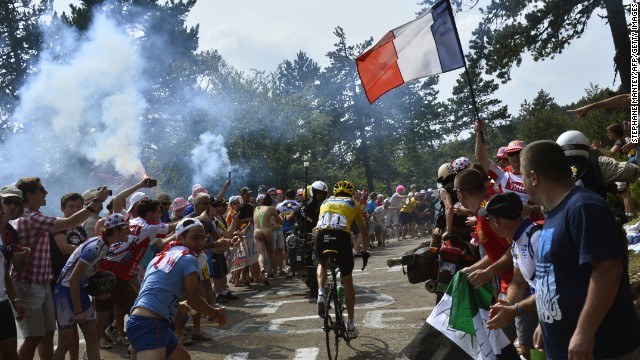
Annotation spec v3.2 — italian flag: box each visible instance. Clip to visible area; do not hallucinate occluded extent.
[402,272,520,360]
[355,0,465,103]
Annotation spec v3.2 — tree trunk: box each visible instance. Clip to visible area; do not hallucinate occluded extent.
[359,129,375,192]
[603,0,631,93]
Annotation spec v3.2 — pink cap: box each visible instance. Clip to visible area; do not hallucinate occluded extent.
[396,185,405,193]
[496,146,508,159]
[506,140,526,153]
[172,197,189,211]
[191,184,209,199]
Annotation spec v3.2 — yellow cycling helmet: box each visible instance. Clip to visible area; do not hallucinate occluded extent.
[333,181,355,196]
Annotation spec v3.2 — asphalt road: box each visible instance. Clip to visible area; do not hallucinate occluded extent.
[20,235,438,360]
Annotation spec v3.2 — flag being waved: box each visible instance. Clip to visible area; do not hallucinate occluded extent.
[356,0,465,103]
[401,272,520,360]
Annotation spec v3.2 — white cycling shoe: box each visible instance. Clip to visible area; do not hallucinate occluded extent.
[347,321,359,339]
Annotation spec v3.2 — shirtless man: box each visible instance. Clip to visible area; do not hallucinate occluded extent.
[252,194,283,283]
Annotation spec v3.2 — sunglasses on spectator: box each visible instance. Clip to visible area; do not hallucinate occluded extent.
[161,202,171,207]
[2,198,22,206]
[36,186,46,192]
[507,151,521,158]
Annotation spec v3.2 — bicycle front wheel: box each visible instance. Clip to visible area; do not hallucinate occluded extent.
[324,291,341,359]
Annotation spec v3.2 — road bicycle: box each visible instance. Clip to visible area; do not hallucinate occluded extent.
[320,250,369,360]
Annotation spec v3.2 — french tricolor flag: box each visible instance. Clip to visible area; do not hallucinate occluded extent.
[356,0,465,103]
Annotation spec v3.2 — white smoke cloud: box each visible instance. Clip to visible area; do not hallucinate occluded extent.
[190,131,231,187]
[5,13,146,179]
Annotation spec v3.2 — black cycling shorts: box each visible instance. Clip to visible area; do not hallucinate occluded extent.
[210,252,228,279]
[315,229,354,276]
[399,211,414,225]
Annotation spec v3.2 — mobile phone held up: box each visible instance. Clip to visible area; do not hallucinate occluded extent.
[148,179,158,187]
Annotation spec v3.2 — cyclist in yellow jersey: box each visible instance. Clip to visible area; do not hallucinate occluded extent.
[315,181,369,338]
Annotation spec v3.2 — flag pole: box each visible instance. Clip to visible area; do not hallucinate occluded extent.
[446,0,485,143]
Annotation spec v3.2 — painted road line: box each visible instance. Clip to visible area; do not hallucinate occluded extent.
[224,352,249,360]
[251,287,282,298]
[354,293,395,309]
[363,307,433,329]
[293,347,320,360]
[387,265,402,272]
[263,315,323,334]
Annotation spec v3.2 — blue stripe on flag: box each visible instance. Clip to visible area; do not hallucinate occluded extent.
[431,0,465,72]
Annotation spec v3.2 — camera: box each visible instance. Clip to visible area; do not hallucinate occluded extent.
[107,189,113,196]
[148,179,158,187]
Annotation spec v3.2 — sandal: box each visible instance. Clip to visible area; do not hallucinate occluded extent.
[191,332,212,341]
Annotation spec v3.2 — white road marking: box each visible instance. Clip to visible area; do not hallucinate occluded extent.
[224,352,249,360]
[263,315,323,334]
[251,286,282,298]
[293,347,320,360]
[363,307,433,329]
[354,293,395,309]
[387,265,403,272]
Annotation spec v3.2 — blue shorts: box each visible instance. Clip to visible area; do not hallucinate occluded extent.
[126,314,178,357]
[52,284,95,330]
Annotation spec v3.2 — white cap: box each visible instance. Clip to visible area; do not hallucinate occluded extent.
[127,192,147,213]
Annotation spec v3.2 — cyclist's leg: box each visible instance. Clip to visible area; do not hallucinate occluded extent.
[342,274,355,320]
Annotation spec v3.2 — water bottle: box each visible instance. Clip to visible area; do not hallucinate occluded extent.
[337,284,345,304]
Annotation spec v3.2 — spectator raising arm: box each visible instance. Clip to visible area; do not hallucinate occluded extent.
[567,94,630,118]
[475,119,490,172]
[112,177,156,214]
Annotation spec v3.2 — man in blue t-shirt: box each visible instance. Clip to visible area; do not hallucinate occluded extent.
[521,140,640,360]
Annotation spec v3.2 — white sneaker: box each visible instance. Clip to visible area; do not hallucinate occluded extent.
[347,322,359,339]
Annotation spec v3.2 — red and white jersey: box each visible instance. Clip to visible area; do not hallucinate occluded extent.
[488,161,529,204]
[99,217,168,281]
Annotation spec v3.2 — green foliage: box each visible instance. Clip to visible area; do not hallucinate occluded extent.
[1,0,637,209]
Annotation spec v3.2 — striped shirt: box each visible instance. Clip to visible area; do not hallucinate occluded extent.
[10,208,56,284]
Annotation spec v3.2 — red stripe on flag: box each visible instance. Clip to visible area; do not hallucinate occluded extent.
[356,31,405,103]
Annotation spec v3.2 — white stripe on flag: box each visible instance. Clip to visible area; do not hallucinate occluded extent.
[427,294,512,360]
[393,11,441,81]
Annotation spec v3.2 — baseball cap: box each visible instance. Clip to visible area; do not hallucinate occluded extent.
[82,188,97,204]
[452,157,471,172]
[104,213,129,229]
[396,185,405,193]
[478,192,523,220]
[496,146,508,159]
[0,186,23,200]
[126,192,147,213]
[240,187,252,195]
[228,195,241,203]
[276,189,283,194]
[176,218,204,237]
[506,140,526,153]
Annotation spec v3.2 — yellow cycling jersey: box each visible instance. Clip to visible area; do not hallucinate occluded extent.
[316,196,366,234]
[400,197,417,213]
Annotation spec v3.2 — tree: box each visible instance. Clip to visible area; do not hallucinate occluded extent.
[0,0,47,137]
[514,90,570,143]
[447,23,510,135]
[419,0,631,93]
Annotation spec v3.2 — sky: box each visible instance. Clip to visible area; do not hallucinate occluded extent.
[53,0,623,115]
